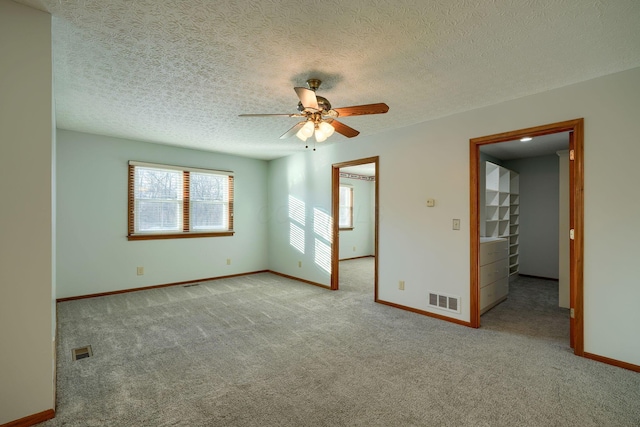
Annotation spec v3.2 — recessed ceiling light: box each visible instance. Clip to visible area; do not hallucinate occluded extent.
[520,137,533,142]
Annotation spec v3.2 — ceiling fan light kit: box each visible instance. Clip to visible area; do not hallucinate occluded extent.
[239,78,389,149]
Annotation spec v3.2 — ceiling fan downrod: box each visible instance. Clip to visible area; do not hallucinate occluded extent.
[306,78,321,92]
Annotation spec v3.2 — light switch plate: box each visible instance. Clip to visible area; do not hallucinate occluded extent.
[453,219,461,230]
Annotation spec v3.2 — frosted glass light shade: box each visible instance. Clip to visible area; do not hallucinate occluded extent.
[295,128,308,141]
[301,121,315,138]
[318,121,335,137]
[315,128,327,142]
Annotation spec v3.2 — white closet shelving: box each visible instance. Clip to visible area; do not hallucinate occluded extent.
[508,171,520,276]
[484,162,519,276]
[480,161,519,315]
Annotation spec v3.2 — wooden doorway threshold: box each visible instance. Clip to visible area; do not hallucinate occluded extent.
[469,119,584,356]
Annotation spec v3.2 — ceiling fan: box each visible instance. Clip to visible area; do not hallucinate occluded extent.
[239,79,389,148]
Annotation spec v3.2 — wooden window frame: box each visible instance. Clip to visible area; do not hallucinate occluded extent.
[128,161,234,241]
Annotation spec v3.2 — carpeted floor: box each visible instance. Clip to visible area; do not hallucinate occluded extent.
[481,274,570,344]
[44,258,640,426]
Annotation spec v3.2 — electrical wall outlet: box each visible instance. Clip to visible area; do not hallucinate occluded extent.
[353,246,356,252]
[399,280,405,290]
[226,258,231,265]
[298,261,302,268]
[136,266,144,276]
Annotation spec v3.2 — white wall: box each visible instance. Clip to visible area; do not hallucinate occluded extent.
[0,1,54,423]
[267,152,334,284]
[56,130,269,298]
[267,67,640,366]
[504,155,560,279]
[339,178,374,259]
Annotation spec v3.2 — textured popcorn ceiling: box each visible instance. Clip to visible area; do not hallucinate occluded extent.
[16,0,640,160]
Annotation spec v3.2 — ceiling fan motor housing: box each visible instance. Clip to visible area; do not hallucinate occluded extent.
[297,95,331,113]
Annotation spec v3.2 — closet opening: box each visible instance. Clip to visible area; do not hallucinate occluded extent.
[469,119,584,356]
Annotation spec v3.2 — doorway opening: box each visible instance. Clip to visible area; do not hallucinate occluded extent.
[331,156,379,300]
[470,119,584,356]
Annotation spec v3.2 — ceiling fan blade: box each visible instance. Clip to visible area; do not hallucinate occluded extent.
[330,120,360,138]
[279,121,306,139]
[333,103,389,117]
[239,113,302,117]
[294,87,319,110]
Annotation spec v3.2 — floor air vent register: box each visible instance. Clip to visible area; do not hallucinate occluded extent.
[72,345,93,361]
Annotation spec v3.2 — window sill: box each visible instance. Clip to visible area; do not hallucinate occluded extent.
[339,227,354,231]
[128,231,234,241]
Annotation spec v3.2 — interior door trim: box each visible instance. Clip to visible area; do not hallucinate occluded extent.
[331,156,379,299]
[469,118,584,356]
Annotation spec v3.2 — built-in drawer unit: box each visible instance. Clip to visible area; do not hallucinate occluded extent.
[480,277,509,311]
[479,237,509,314]
[480,238,509,265]
[480,258,509,287]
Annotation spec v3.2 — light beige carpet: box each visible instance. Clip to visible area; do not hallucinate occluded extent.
[44,258,640,426]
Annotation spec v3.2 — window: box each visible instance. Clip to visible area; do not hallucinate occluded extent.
[339,184,353,229]
[128,161,234,240]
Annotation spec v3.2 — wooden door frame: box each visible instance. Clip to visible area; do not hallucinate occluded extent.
[331,156,379,300]
[469,119,584,356]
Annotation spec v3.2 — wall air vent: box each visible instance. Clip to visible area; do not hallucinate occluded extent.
[428,292,461,314]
